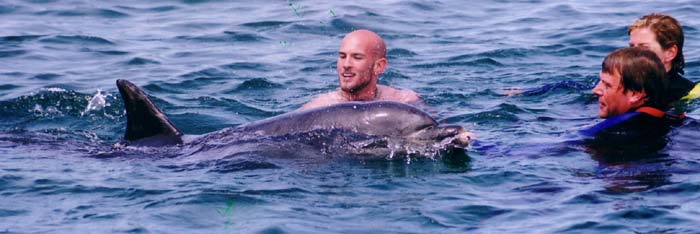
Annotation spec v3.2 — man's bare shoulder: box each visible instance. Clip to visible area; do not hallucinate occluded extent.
[378,85,421,103]
[299,91,344,111]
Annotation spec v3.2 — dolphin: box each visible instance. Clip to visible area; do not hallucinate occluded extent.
[116,79,470,153]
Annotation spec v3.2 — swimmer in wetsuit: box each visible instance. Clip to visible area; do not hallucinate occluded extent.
[582,47,677,159]
[628,13,699,106]
[513,13,698,107]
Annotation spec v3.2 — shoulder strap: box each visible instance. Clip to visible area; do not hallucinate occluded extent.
[635,107,664,118]
[635,106,685,122]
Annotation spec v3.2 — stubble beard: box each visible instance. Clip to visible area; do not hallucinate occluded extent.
[341,75,371,94]
[339,65,374,94]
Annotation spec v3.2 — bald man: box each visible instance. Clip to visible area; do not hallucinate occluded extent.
[299,29,421,110]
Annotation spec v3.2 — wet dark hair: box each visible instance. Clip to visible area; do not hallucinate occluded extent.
[628,13,685,75]
[602,47,669,109]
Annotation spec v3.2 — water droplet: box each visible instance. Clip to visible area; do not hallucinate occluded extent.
[81,89,107,116]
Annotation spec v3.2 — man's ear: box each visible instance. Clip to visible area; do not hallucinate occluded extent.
[664,45,678,64]
[373,58,387,75]
[628,90,647,105]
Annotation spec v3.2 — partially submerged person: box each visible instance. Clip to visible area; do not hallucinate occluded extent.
[628,13,699,104]
[299,29,421,110]
[581,47,678,159]
[507,13,698,103]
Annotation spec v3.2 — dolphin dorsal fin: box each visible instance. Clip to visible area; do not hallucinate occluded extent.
[116,79,182,145]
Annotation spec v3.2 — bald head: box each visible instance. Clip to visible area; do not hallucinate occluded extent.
[341,29,386,59]
[335,29,388,96]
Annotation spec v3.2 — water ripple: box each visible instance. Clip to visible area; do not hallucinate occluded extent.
[35,8,130,18]
[0,4,19,15]
[116,5,179,13]
[208,159,280,173]
[0,209,27,218]
[167,112,230,135]
[175,31,268,43]
[180,67,232,80]
[39,35,115,45]
[514,181,569,194]
[387,48,418,58]
[240,21,292,29]
[563,193,609,205]
[30,73,62,80]
[196,96,281,118]
[221,62,270,71]
[605,207,668,220]
[124,57,161,66]
[0,35,42,43]
[242,187,310,196]
[233,78,283,91]
[0,49,27,58]
[95,50,130,56]
[412,58,503,69]
[444,103,524,124]
[0,84,21,91]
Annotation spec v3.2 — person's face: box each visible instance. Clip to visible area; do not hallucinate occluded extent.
[337,36,379,93]
[629,27,672,71]
[592,71,643,118]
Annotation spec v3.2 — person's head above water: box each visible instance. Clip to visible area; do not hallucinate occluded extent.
[336,29,387,95]
[592,47,668,118]
[299,29,420,110]
[628,13,684,75]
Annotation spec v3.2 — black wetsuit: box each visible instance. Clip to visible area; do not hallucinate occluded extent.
[667,72,696,102]
[580,107,674,161]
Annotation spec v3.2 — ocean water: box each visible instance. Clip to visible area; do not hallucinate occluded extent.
[2,0,700,233]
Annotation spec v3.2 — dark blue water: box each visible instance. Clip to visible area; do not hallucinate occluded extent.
[2,1,700,233]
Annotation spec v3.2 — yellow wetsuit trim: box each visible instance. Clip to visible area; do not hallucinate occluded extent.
[681,83,700,100]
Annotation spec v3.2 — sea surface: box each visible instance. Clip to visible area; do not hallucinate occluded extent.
[2,0,700,233]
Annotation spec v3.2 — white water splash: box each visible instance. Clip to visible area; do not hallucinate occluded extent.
[81,89,109,116]
[32,104,43,113]
[30,103,63,117]
[45,87,66,92]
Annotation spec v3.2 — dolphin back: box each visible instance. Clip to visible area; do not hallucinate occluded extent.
[238,101,438,137]
[116,79,183,146]
[236,101,470,148]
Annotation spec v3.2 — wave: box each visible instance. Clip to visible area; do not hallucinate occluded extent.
[240,21,292,30]
[39,35,115,46]
[0,35,42,43]
[412,58,503,69]
[233,78,283,91]
[175,31,268,43]
[0,49,26,58]
[35,8,129,18]
[123,57,161,66]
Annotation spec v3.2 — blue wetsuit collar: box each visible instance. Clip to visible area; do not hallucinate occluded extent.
[580,106,672,137]
[580,111,641,137]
